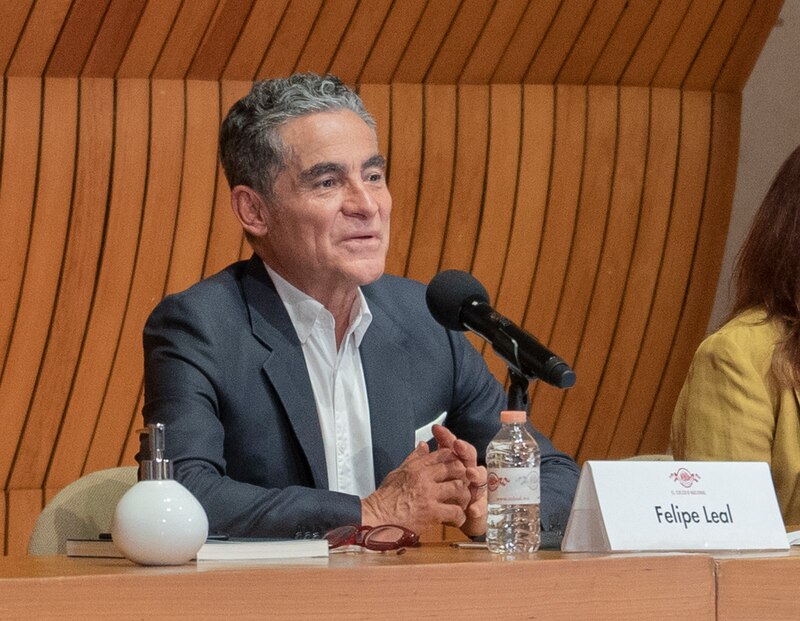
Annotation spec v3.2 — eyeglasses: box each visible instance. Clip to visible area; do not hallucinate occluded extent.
[324,524,420,552]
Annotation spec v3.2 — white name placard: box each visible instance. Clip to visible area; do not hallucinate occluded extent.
[561,461,789,552]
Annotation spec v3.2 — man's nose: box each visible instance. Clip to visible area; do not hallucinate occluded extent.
[343,180,380,217]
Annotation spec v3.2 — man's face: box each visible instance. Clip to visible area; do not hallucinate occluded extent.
[260,109,392,302]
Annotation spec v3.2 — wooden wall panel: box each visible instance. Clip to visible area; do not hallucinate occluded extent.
[5,0,72,77]
[0,79,40,365]
[0,0,782,553]
[607,91,712,458]
[0,79,78,488]
[45,79,149,491]
[328,0,392,84]
[568,87,650,460]
[640,92,741,454]
[546,86,619,456]
[83,80,185,473]
[527,85,587,437]
[438,85,490,273]
[8,79,113,494]
[385,84,423,276]
[577,87,679,462]
[405,85,457,283]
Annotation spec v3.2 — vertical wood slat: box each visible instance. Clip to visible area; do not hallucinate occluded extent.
[608,90,712,458]
[484,85,554,383]
[45,79,149,490]
[203,80,251,278]
[639,91,741,454]
[546,86,619,456]
[571,86,651,461]
[164,80,219,295]
[0,79,40,366]
[470,85,523,311]
[404,84,456,284]
[438,85,489,273]
[526,85,587,437]
[385,84,423,277]
[6,489,40,556]
[83,80,185,473]
[0,79,78,488]
[578,87,680,461]
[8,78,113,491]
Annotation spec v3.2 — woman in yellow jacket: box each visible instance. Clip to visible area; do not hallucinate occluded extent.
[672,144,800,526]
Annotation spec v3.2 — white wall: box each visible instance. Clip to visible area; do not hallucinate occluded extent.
[707,1,800,331]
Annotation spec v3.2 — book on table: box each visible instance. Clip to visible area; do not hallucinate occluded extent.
[66,536,329,561]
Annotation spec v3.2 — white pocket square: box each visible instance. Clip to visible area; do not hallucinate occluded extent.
[414,411,447,444]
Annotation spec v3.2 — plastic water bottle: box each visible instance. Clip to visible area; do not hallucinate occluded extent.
[486,410,540,553]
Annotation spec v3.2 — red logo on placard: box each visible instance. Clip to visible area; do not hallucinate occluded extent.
[670,468,701,488]
[487,472,509,493]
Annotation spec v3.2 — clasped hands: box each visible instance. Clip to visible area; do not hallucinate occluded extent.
[361,424,487,537]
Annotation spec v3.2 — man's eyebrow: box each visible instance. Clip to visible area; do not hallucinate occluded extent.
[363,154,386,171]
[299,162,345,184]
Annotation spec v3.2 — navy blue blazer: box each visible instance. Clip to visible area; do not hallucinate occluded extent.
[142,256,578,538]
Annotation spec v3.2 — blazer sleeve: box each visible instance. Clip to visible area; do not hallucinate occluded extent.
[671,330,776,464]
[142,292,362,538]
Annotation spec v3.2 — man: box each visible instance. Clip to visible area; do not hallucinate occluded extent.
[141,73,578,540]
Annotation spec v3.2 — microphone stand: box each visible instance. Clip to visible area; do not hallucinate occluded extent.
[507,368,531,414]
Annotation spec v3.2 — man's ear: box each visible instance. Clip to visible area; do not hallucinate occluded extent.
[230,185,270,237]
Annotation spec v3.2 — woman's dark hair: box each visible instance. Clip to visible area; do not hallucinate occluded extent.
[732,144,800,385]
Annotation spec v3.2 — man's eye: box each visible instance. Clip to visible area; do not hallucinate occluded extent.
[367,172,384,183]
[318,178,335,188]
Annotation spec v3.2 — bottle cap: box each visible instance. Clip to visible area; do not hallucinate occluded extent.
[139,423,173,481]
[500,410,527,424]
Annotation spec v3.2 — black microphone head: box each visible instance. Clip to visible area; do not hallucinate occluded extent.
[426,270,490,331]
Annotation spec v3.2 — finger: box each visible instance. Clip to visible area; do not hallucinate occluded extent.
[432,424,456,449]
[400,441,431,466]
[436,503,467,528]
[452,438,478,467]
[427,457,467,482]
[434,479,471,508]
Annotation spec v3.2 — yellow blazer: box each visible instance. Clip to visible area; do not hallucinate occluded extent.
[671,308,800,525]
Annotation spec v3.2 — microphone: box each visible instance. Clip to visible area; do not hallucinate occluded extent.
[426,270,576,389]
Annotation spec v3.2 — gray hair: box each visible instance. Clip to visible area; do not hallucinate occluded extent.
[219,73,376,199]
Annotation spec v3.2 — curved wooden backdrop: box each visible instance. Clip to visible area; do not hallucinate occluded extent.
[0,0,782,554]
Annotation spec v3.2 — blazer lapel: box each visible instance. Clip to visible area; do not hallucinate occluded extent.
[241,257,329,490]
[360,299,416,484]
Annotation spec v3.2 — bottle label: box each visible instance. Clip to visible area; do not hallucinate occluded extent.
[487,467,540,504]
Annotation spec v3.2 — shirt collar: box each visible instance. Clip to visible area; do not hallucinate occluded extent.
[265,264,373,346]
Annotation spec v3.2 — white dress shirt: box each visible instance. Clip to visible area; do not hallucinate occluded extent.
[266,266,376,498]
